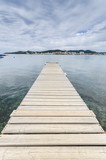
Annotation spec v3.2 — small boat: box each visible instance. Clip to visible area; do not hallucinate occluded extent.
[0,54,6,58]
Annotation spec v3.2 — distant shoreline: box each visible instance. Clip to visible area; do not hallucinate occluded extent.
[4,50,106,55]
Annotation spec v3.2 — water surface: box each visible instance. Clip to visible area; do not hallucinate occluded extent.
[0,54,106,131]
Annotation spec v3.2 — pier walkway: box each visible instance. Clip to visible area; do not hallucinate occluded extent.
[0,62,106,159]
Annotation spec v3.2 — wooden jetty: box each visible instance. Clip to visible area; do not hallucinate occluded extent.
[0,62,106,159]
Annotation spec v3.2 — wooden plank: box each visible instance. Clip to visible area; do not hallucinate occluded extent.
[11,110,95,117]
[37,74,67,76]
[41,70,64,72]
[27,92,80,96]
[42,69,63,70]
[36,78,68,81]
[18,106,89,111]
[42,70,64,72]
[28,90,77,93]
[36,77,68,79]
[42,69,63,71]
[36,79,69,81]
[37,75,67,77]
[32,83,72,86]
[31,87,74,89]
[41,72,65,74]
[8,117,99,124]
[29,88,76,91]
[33,81,71,84]
[0,134,106,146]
[24,95,81,99]
[37,78,68,81]
[2,124,103,134]
[26,92,80,96]
[32,84,73,87]
[22,98,85,102]
[21,101,86,106]
[41,68,63,69]
[0,147,106,160]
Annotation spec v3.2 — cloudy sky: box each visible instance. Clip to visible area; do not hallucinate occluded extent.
[0,0,106,53]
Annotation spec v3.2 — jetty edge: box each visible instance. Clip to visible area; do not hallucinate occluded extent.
[0,62,106,159]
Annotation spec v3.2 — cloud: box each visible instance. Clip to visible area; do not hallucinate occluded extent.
[0,0,106,53]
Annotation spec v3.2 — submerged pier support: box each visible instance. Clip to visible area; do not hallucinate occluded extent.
[0,62,106,159]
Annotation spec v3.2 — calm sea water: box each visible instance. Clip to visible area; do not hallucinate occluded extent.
[0,54,106,131]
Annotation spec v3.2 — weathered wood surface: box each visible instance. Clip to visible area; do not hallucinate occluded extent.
[0,134,106,146]
[22,98,84,102]
[23,95,81,99]
[8,117,99,124]
[27,90,80,94]
[21,101,86,106]
[2,124,103,134]
[26,92,81,96]
[0,147,106,160]
[10,110,95,117]
[18,105,89,110]
[0,62,106,159]
[29,87,76,91]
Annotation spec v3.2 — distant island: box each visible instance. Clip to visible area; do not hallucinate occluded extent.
[5,49,106,55]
